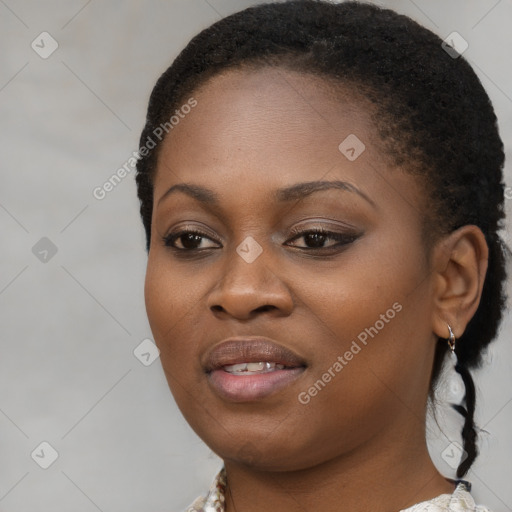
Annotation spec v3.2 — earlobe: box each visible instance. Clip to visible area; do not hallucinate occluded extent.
[431,225,489,339]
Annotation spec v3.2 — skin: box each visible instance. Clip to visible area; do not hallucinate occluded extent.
[144,67,489,512]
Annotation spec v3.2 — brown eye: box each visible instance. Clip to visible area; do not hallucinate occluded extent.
[163,229,220,250]
[287,228,359,250]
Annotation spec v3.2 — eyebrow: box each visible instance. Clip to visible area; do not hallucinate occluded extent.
[157,180,376,209]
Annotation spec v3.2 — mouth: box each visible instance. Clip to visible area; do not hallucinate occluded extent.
[204,337,307,402]
[222,361,289,375]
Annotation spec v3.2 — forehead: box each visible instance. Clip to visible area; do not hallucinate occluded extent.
[153,66,424,223]
[156,67,378,181]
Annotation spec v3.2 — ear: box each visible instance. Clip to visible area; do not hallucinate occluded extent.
[431,225,489,340]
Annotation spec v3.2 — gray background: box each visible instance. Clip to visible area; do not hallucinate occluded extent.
[0,1,511,511]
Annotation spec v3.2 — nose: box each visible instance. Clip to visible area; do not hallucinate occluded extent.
[206,242,294,320]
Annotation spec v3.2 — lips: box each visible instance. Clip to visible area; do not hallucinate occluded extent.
[204,337,307,373]
[203,337,307,402]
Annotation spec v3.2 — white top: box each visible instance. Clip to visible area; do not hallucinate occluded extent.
[184,467,492,512]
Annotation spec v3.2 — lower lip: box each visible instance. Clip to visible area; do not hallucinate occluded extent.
[208,367,305,402]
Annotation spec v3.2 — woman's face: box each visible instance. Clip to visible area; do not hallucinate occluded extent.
[145,67,438,471]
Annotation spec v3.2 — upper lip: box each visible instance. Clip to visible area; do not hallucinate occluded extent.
[203,336,307,373]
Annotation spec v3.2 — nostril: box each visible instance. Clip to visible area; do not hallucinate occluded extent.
[209,304,277,317]
[255,305,275,313]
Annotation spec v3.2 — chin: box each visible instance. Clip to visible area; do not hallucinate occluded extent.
[197,428,328,473]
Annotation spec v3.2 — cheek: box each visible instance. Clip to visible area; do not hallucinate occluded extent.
[280,284,433,468]
[296,229,428,347]
[144,257,201,367]
[292,230,434,408]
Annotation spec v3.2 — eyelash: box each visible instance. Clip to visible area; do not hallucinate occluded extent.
[162,226,360,254]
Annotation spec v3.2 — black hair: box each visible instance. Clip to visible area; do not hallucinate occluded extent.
[135,0,509,478]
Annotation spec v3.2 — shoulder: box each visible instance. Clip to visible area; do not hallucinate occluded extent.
[450,482,493,512]
[402,482,493,512]
[182,495,207,512]
[181,466,227,512]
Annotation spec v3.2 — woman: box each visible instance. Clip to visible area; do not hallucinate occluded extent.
[135,1,508,510]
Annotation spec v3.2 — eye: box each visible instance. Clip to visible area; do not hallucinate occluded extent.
[162,226,360,254]
[286,227,359,250]
[163,228,220,251]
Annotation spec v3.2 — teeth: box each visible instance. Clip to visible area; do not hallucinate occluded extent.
[224,363,248,373]
[247,362,265,371]
[223,362,286,375]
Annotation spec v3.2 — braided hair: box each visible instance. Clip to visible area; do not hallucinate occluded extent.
[135,0,509,478]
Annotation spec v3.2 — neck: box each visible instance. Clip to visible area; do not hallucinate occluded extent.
[223,425,455,512]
